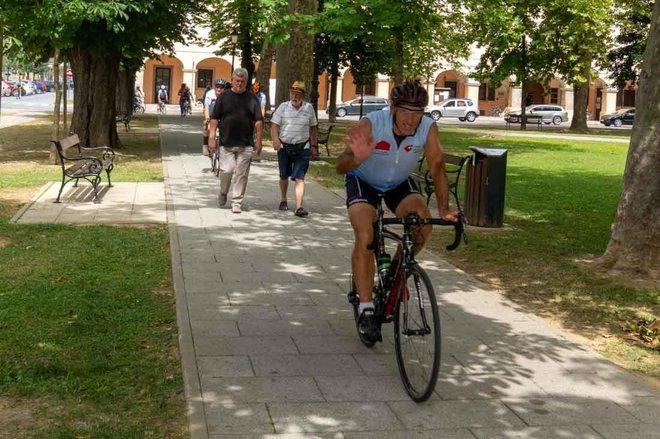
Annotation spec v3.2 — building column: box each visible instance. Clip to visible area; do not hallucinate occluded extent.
[334,77,344,104]
[183,69,196,92]
[563,86,574,118]
[466,78,480,102]
[510,86,522,109]
[603,88,618,116]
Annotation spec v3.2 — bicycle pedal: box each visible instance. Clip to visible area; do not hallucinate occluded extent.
[347,291,359,306]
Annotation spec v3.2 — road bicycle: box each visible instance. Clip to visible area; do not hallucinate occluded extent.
[348,195,466,402]
[157,101,167,115]
[488,105,504,117]
[133,100,146,114]
[210,146,220,177]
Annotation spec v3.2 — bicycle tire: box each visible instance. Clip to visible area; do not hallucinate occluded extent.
[212,150,220,177]
[394,263,441,402]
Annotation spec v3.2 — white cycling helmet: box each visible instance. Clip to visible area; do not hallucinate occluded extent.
[160,85,166,90]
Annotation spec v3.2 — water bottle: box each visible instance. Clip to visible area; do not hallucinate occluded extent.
[377,253,391,283]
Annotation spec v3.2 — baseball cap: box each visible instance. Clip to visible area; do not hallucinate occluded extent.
[290,81,305,93]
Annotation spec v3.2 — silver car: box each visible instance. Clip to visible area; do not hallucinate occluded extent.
[505,104,568,125]
[424,98,480,122]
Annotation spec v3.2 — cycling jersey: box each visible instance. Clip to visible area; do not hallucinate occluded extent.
[348,108,434,192]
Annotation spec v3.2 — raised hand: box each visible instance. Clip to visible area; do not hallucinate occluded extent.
[345,126,374,163]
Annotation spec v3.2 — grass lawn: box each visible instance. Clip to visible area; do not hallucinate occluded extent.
[0,116,187,436]
[309,123,659,377]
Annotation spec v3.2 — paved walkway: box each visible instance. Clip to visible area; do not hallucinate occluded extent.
[10,181,166,224]
[159,115,659,439]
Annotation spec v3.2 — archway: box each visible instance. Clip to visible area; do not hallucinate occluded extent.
[144,55,184,103]
[195,57,232,101]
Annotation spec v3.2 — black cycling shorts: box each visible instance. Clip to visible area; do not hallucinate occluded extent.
[345,175,421,212]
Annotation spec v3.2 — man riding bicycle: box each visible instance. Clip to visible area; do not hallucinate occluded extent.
[336,80,459,344]
[157,85,168,110]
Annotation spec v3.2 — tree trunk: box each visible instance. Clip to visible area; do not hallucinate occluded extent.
[255,41,275,111]
[520,34,528,130]
[569,81,589,132]
[393,28,404,85]
[276,0,317,104]
[49,48,62,164]
[328,57,339,123]
[69,46,121,148]
[597,0,660,281]
[62,59,68,133]
[116,67,135,116]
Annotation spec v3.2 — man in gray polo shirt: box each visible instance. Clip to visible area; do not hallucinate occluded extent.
[271,81,318,217]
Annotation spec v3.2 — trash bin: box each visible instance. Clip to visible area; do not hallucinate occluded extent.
[464,147,507,227]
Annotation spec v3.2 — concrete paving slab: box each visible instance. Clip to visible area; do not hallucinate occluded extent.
[591,424,660,439]
[388,399,526,429]
[197,356,254,378]
[251,354,363,377]
[236,319,334,336]
[268,402,404,433]
[11,181,166,224]
[315,375,413,401]
[194,335,299,356]
[502,397,640,426]
[204,403,274,435]
[200,376,325,403]
[471,425,602,438]
[343,430,476,439]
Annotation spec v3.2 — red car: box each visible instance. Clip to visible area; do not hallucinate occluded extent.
[2,80,14,97]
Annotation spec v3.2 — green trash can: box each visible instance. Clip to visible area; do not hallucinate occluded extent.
[464,147,507,227]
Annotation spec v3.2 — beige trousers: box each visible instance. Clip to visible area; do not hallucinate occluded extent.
[219,146,254,208]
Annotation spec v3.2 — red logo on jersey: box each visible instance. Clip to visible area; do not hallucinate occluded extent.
[375,141,391,151]
[404,144,413,152]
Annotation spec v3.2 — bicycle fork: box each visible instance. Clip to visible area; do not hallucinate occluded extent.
[400,269,432,337]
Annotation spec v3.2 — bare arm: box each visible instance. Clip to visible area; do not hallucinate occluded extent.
[310,125,318,146]
[271,123,281,150]
[254,120,263,154]
[425,125,458,221]
[336,118,374,175]
[208,118,218,151]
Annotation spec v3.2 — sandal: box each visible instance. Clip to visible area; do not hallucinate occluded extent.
[294,207,309,217]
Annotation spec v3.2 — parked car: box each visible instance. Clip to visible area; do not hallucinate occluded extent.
[43,80,56,92]
[504,104,568,125]
[424,98,479,122]
[1,80,14,97]
[600,108,635,127]
[329,96,389,117]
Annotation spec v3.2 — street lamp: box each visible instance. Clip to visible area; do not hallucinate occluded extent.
[230,30,238,73]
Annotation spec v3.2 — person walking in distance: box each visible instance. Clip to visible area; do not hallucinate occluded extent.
[208,68,264,214]
[177,83,191,117]
[271,81,318,217]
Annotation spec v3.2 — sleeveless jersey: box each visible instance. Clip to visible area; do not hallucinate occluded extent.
[348,108,434,191]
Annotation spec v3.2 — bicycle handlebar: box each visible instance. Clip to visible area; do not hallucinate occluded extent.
[381,212,467,251]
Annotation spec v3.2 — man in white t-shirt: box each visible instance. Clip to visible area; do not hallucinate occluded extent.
[202,79,227,155]
[271,81,318,217]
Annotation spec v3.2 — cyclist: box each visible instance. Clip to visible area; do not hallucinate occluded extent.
[336,80,459,344]
[202,79,227,155]
[177,83,191,117]
[157,85,168,112]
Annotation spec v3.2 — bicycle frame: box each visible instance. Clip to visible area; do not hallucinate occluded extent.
[369,200,465,323]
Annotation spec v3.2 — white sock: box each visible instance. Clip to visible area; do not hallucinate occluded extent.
[358,301,374,314]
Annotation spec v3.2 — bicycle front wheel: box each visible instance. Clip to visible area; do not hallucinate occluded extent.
[394,263,441,402]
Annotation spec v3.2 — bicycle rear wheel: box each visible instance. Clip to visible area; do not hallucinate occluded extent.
[394,263,441,402]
